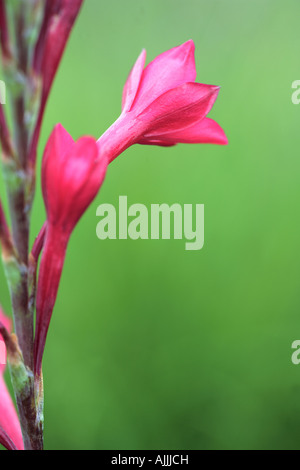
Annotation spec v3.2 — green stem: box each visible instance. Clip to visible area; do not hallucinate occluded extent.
[2,156,33,371]
[0,329,43,450]
[10,359,43,450]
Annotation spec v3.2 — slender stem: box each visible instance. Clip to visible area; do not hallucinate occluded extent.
[12,97,28,169]
[2,154,32,375]
[0,198,31,371]
[0,103,14,156]
[0,0,44,451]
[1,0,32,372]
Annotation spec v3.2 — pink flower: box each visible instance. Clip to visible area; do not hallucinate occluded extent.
[0,309,24,451]
[97,40,228,163]
[30,0,84,166]
[34,124,108,375]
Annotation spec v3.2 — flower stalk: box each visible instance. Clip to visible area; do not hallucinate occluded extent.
[0,0,84,451]
[1,77,32,375]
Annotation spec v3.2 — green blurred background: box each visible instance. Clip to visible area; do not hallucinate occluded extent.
[1,0,300,450]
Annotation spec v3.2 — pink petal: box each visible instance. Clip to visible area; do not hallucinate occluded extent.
[0,376,24,451]
[43,123,74,175]
[138,138,176,147]
[42,123,74,220]
[59,137,104,229]
[122,49,146,113]
[0,309,23,451]
[139,82,220,136]
[131,40,197,114]
[142,118,228,146]
[0,426,18,451]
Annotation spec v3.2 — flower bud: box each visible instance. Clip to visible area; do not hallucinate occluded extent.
[34,124,108,374]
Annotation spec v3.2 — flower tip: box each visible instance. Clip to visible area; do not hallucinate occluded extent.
[136,48,147,65]
[177,39,195,59]
[222,134,229,146]
[52,122,74,143]
[210,85,221,99]
[54,123,64,131]
[184,39,195,50]
[214,124,229,146]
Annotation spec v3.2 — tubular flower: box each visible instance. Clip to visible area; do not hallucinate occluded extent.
[33,0,84,102]
[34,124,108,375]
[30,0,84,166]
[0,309,24,451]
[97,40,228,163]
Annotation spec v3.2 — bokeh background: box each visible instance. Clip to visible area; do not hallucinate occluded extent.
[1,0,300,450]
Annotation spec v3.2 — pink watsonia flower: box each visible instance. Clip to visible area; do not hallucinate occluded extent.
[34,124,108,375]
[30,0,84,166]
[0,309,24,451]
[97,40,228,163]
